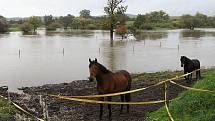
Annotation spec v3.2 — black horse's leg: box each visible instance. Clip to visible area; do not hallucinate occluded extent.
[185,71,189,83]
[196,71,199,80]
[120,95,124,112]
[189,73,192,83]
[107,97,112,120]
[184,71,188,81]
[125,93,131,113]
[199,70,201,79]
[99,97,104,120]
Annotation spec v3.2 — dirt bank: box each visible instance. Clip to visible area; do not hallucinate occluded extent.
[9,70,201,121]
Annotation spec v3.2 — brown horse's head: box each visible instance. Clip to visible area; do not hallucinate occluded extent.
[89,58,99,81]
[88,58,110,81]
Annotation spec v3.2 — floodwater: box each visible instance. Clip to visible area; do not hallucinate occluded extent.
[0,29,215,92]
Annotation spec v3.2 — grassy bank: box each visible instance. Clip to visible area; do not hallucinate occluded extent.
[0,97,16,120]
[146,68,215,121]
[0,68,213,120]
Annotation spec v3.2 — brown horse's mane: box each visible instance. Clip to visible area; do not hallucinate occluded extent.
[96,63,111,74]
[89,60,111,74]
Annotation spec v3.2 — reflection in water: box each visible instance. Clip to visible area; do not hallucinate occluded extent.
[101,40,127,71]
[205,32,215,37]
[180,29,215,39]
[45,29,94,37]
[135,31,168,41]
[180,30,206,39]
[0,33,9,38]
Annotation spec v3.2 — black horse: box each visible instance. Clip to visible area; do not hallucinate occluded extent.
[180,56,201,83]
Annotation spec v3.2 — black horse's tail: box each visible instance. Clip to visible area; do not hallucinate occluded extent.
[192,59,201,79]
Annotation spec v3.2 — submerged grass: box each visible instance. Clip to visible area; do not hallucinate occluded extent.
[146,68,215,121]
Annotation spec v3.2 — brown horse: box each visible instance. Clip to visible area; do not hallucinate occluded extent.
[89,58,132,120]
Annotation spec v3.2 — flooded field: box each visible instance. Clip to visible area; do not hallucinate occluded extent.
[0,29,215,91]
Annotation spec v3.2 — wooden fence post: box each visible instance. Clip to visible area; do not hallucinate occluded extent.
[19,49,21,58]
[40,95,49,121]
[165,81,169,107]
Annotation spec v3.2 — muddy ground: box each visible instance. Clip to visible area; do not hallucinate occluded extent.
[8,71,201,121]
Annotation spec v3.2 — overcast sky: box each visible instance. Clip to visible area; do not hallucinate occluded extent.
[0,0,215,18]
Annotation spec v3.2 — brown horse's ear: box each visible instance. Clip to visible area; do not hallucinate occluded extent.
[95,58,97,63]
[89,58,92,63]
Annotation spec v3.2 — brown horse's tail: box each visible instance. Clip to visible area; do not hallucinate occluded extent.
[121,70,132,91]
[121,70,132,112]
[127,74,132,91]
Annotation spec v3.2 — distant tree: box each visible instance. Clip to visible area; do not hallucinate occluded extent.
[212,16,215,27]
[207,16,215,27]
[133,14,146,29]
[80,9,91,18]
[44,15,54,26]
[59,14,74,29]
[79,18,91,29]
[147,10,169,23]
[99,16,111,30]
[194,12,208,27]
[71,17,81,29]
[46,22,61,30]
[180,14,197,30]
[134,11,170,30]
[20,22,33,33]
[0,16,9,33]
[28,16,42,32]
[104,0,127,43]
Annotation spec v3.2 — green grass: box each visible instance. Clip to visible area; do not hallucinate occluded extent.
[0,97,17,120]
[146,69,215,121]
[132,70,183,82]
[132,69,209,83]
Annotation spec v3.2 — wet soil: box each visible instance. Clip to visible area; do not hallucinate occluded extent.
[8,71,198,121]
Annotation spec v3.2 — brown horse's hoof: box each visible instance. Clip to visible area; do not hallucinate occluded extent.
[99,117,102,120]
[119,110,123,115]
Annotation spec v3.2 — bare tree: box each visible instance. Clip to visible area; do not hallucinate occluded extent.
[104,0,127,44]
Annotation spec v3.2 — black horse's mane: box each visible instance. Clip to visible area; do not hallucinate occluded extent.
[185,56,191,61]
[97,63,111,74]
[182,56,192,64]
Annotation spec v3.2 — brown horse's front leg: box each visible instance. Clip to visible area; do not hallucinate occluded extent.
[120,95,124,112]
[99,97,104,120]
[107,97,112,119]
[125,93,131,113]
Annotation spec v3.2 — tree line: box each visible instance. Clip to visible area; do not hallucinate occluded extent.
[1,11,215,34]
[133,11,215,30]
[1,2,215,36]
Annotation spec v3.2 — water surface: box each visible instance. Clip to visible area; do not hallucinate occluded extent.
[0,29,215,92]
